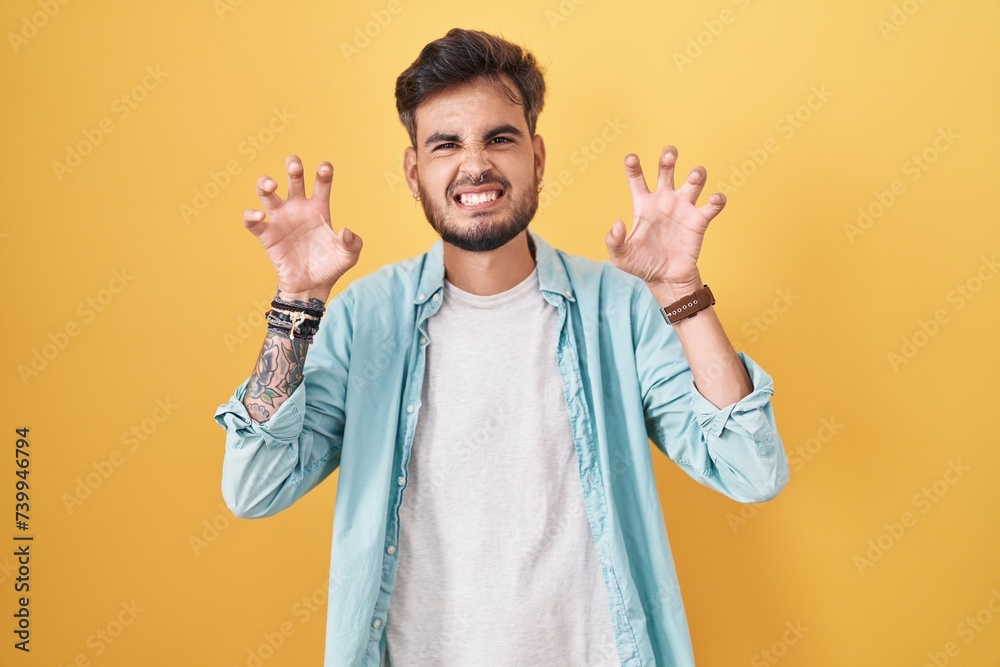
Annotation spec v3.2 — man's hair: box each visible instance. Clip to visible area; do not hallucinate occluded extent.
[395,28,546,147]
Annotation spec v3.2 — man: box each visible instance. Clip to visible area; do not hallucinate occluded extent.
[214,28,789,666]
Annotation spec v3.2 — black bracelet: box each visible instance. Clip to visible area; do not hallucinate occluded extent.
[272,295,326,318]
[267,325,315,343]
[266,289,326,342]
[266,313,292,329]
[266,312,319,335]
[267,309,293,323]
[270,306,321,329]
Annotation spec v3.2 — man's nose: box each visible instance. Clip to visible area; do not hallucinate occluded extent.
[458,144,493,181]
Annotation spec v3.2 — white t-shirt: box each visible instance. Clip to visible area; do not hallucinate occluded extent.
[384,265,620,666]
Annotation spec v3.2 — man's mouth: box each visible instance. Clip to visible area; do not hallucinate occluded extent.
[453,189,505,210]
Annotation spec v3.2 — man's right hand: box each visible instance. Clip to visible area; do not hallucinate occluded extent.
[243,154,363,302]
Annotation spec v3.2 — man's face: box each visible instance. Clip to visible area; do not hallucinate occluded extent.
[404,76,545,253]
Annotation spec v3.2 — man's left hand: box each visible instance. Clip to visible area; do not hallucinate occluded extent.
[605,145,726,296]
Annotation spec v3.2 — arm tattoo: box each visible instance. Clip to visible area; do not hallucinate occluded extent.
[243,328,311,423]
[247,403,271,423]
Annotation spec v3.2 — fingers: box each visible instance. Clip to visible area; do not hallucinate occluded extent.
[286,155,305,199]
[657,145,711,205]
[257,157,333,208]
[605,219,627,258]
[678,164,708,204]
[312,161,334,204]
[339,226,362,253]
[623,154,650,198]
[698,192,727,221]
[655,146,678,191]
[256,175,282,211]
[242,209,266,237]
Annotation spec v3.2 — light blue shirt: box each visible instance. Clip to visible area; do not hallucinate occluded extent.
[214,229,790,666]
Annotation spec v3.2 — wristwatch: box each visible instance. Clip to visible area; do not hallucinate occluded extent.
[659,284,715,325]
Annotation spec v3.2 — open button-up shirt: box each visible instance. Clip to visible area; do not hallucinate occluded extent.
[214,228,790,666]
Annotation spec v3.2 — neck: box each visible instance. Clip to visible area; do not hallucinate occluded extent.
[442,230,536,295]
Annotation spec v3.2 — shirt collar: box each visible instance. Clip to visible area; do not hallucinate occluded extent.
[412,229,575,305]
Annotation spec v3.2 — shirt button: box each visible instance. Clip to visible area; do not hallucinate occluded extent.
[386,545,396,554]
[432,293,440,302]
[397,476,405,485]
[420,337,427,345]
[406,404,414,413]
[564,289,572,298]
[372,619,381,629]
[417,293,425,301]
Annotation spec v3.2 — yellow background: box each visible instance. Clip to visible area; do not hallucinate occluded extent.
[3,0,999,665]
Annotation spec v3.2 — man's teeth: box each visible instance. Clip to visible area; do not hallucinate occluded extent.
[458,191,500,205]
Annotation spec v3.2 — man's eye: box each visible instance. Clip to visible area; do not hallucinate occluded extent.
[490,136,512,144]
[434,143,458,151]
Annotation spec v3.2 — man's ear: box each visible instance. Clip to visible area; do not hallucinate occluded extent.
[403,146,418,196]
[532,133,546,183]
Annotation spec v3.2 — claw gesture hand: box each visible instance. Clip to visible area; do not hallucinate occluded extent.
[605,146,726,295]
[243,155,363,300]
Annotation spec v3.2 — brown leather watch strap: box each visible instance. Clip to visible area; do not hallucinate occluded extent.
[659,284,715,325]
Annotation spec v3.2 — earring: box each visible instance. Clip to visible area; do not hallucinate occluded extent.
[537,179,545,193]
[412,192,421,202]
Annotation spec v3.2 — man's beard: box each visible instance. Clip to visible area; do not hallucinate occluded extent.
[417,171,539,252]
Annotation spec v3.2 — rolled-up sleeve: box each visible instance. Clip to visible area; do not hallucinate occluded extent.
[633,286,790,503]
[213,289,353,518]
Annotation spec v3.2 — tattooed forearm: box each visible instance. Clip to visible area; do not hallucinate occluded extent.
[243,328,312,423]
[247,402,271,423]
